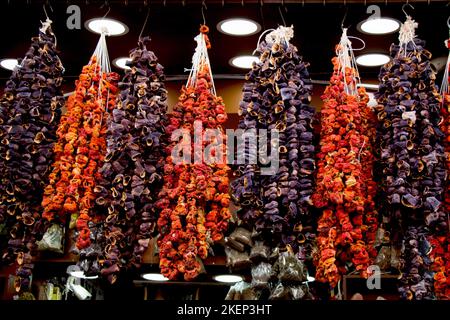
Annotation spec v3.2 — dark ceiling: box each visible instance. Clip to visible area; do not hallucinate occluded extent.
[0,0,449,92]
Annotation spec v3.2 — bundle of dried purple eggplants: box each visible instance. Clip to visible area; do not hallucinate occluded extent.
[374,16,446,300]
[0,20,65,293]
[228,25,315,300]
[91,37,169,283]
[230,25,315,256]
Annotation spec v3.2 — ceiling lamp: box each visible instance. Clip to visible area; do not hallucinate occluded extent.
[0,58,19,71]
[217,18,260,36]
[141,273,169,281]
[213,275,243,283]
[358,17,400,35]
[85,18,128,36]
[113,57,132,70]
[356,53,390,67]
[230,55,259,69]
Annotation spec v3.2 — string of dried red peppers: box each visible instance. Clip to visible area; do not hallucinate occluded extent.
[312,44,376,288]
[156,26,230,281]
[41,57,119,251]
[428,38,450,300]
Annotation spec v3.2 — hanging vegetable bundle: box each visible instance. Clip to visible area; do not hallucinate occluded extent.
[41,33,119,252]
[0,20,65,292]
[311,29,377,288]
[427,36,450,300]
[92,37,168,282]
[230,25,316,253]
[374,16,445,300]
[156,25,230,281]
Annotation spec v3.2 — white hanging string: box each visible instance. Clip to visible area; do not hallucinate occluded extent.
[253,28,275,55]
[439,39,450,102]
[88,30,112,129]
[337,28,361,96]
[398,15,418,57]
[186,32,216,96]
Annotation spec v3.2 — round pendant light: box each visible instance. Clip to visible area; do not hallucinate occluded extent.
[141,273,170,281]
[217,18,261,36]
[85,18,128,36]
[229,55,259,69]
[358,17,400,35]
[213,275,243,283]
[0,58,19,71]
[113,57,132,70]
[356,53,390,67]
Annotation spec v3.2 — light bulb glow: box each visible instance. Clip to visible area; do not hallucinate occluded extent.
[217,18,260,36]
[230,55,259,69]
[85,18,128,36]
[356,54,390,67]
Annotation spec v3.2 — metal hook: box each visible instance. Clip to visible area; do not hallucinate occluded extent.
[201,1,207,25]
[102,6,111,18]
[341,7,349,30]
[278,6,286,27]
[447,16,450,28]
[139,7,150,39]
[402,3,414,18]
[43,4,49,20]
[43,1,53,20]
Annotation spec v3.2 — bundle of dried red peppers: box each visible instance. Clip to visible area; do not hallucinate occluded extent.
[156,26,231,281]
[41,57,119,250]
[312,31,377,289]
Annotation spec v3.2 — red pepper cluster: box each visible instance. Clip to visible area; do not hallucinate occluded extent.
[156,26,231,281]
[41,57,119,250]
[429,235,450,299]
[312,52,377,288]
[428,55,450,300]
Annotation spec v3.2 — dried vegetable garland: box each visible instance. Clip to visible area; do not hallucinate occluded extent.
[230,25,316,254]
[41,33,119,253]
[311,29,377,289]
[374,16,446,300]
[427,36,450,300]
[156,25,230,281]
[92,37,168,282]
[0,20,64,293]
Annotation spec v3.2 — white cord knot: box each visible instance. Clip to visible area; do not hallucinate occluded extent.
[398,16,418,47]
[265,25,294,46]
[39,18,53,34]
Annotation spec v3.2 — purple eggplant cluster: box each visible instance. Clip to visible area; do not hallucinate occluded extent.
[231,33,315,253]
[398,226,434,300]
[0,23,64,266]
[89,37,168,282]
[375,37,446,299]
